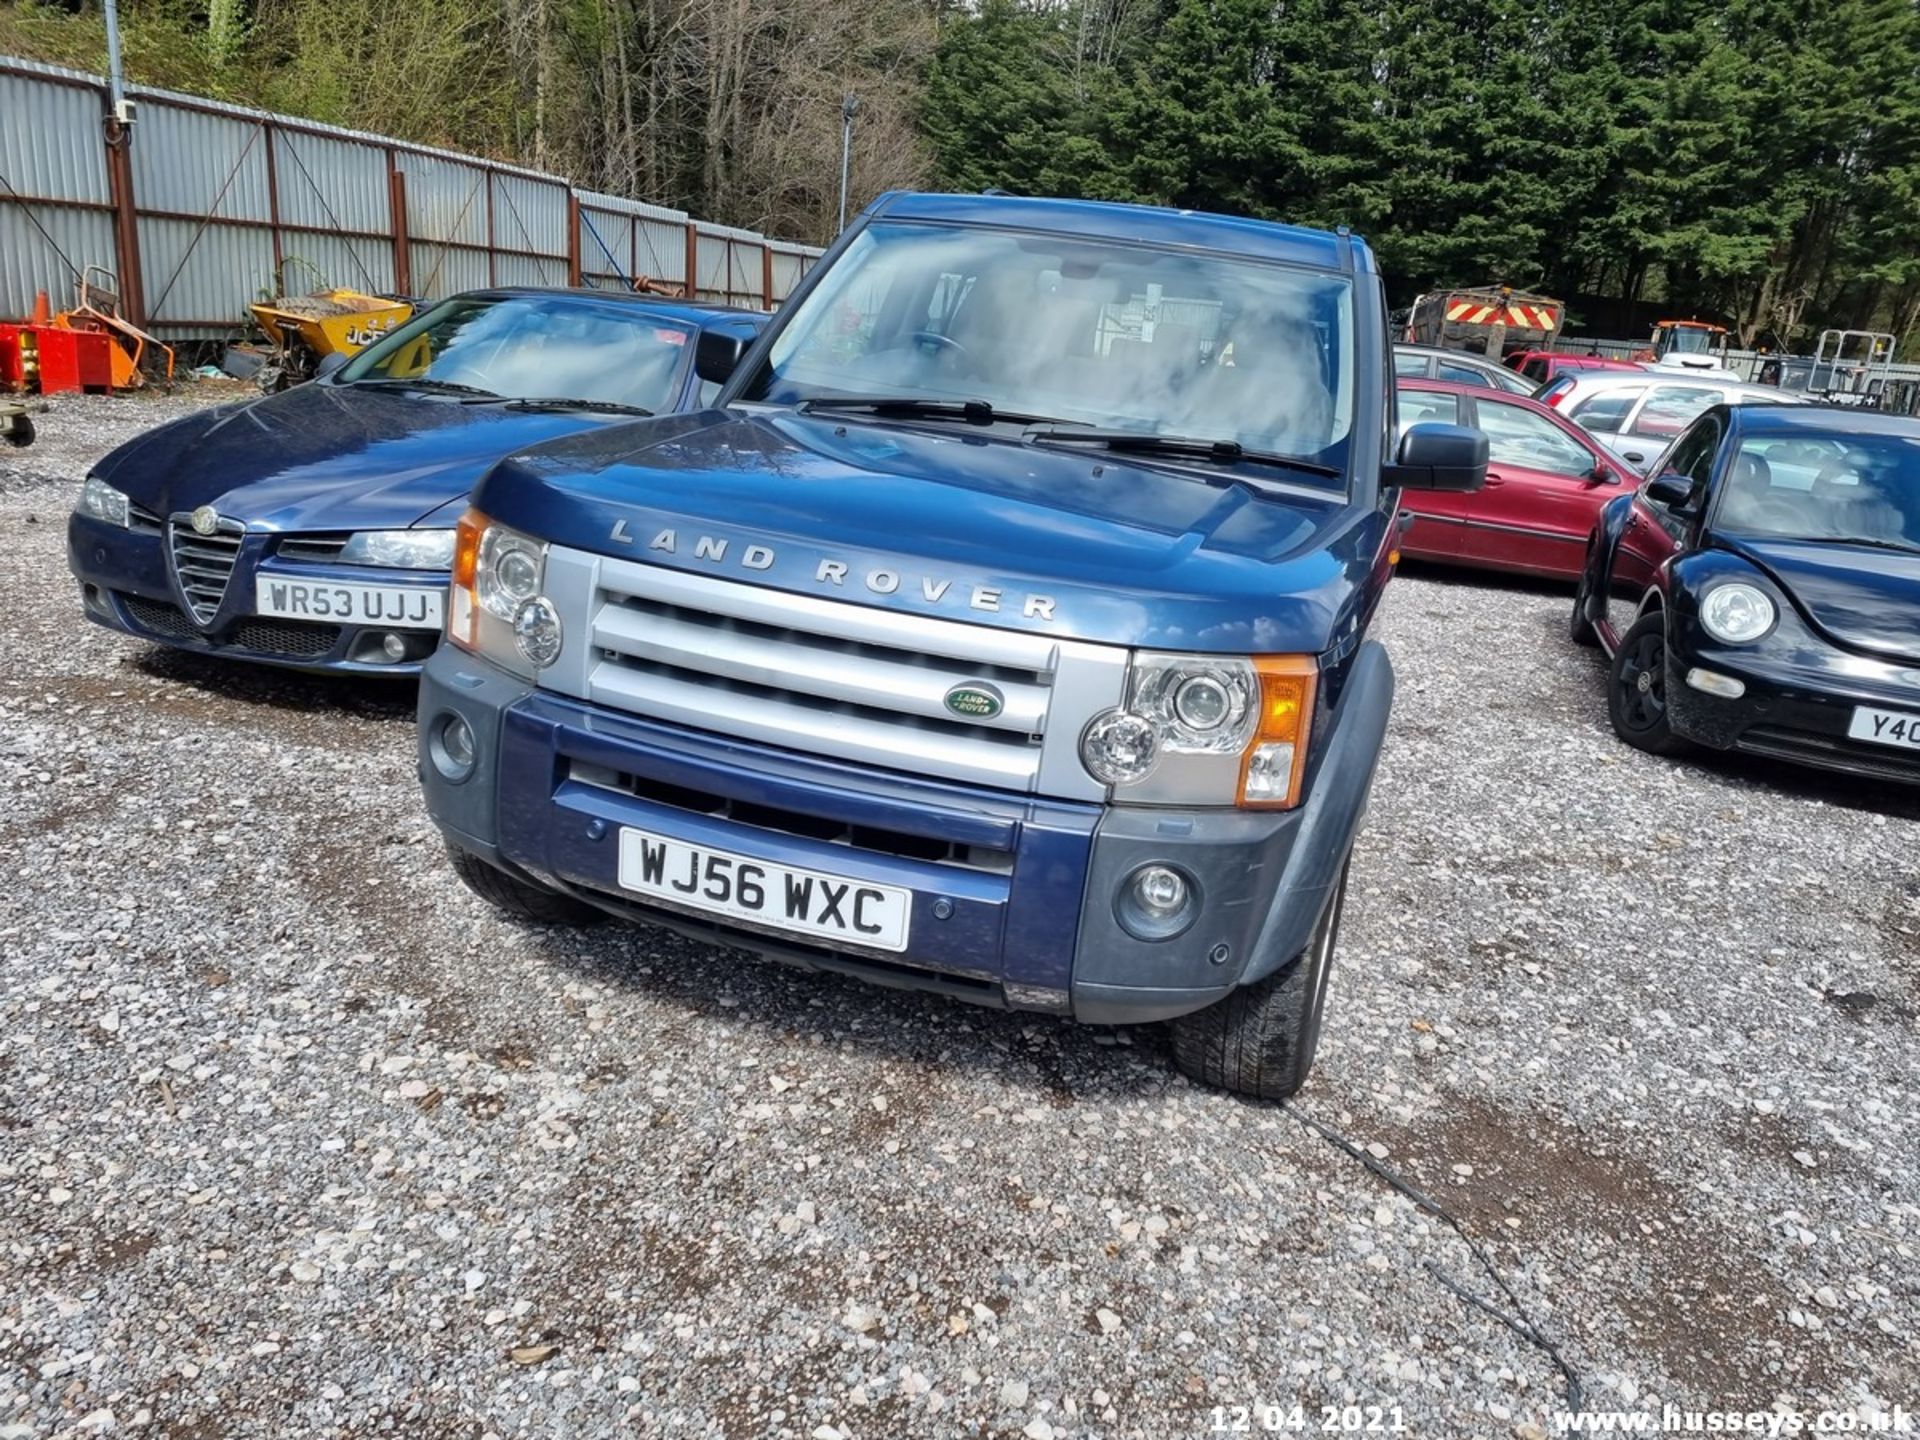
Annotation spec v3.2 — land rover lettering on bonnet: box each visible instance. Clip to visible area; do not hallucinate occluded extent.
[416,191,1484,1099]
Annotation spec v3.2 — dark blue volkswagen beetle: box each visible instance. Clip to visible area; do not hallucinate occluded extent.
[67,289,767,674]
[1573,403,1920,783]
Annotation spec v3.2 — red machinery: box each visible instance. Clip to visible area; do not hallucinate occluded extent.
[2,271,173,396]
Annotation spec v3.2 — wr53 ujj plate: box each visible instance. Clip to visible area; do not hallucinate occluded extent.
[254,577,443,629]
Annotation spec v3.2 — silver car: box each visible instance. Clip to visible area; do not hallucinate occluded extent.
[1539,371,1804,473]
[1392,344,1535,395]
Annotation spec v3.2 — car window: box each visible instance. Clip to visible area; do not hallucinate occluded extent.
[1569,387,1645,433]
[753,222,1359,474]
[1397,390,1460,426]
[339,295,695,410]
[1476,399,1595,478]
[1393,352,1430,378]
[1629,385,1724,439]
[1436,359,1493,388]
[1645,418,1721,510]
[1522,358,1548,382]
[1719,434,1920,544]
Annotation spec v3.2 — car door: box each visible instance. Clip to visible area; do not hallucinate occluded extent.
[1455,395,1618,576]
[1602,415,1721,646]
[1391,386,1466,559]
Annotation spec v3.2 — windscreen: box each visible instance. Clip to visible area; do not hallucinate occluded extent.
[339,295,693,409]
[1718,433,1920,548]
[746,222,1356,479]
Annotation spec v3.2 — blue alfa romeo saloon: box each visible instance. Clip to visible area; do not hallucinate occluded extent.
[67,289,767,675]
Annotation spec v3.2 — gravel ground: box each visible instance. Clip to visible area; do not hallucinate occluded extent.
[2,392,1916,1439]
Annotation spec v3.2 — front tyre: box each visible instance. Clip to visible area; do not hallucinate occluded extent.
[446,843,602,926]
[1607,613,1689,756]
[1170,856,1350,1100]
[1569,556,1600,647]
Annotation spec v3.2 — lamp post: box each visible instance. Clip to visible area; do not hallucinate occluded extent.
[838,94,860,234]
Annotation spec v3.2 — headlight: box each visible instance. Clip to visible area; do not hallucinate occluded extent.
[339,529,457,570]
[449,511,555,677]
[78,475,130,527]
[1699,583,1775,645]
[1078,652,1317,808]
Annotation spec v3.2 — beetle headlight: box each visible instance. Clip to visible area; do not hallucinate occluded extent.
[1079,652,1318,808]
[339,529,457,570]
[449,511,555,677]
[78,475,130,528]
[1699,583,1775,645]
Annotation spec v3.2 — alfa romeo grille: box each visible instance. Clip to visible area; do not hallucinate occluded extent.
[168,518,244,625]
[275,533,351,564]
[577,557,1127,800]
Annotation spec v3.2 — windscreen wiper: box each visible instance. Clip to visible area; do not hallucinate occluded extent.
[1025,425,1343,480]
[351,377,500,398]
[798,396,1074,427]
[490,397,655,416]
[1822,535,1920,557]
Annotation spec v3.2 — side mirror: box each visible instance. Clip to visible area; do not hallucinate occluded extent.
[1384,422,1488,492]
[1645,472,1697,512]
[313,351,350,383]
[1584,461,1620,487]
[694,329,749,386]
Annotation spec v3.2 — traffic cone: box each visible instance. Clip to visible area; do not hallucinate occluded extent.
[29,290,50,326]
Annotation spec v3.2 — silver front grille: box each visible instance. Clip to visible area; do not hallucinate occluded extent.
[573,556,1127,800]
[168,519,244,625]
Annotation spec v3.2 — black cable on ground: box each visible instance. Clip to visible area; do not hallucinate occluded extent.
[1287,1103,1587,1414]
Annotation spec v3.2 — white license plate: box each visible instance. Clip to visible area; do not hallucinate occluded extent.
[254,576,443,629]
[616,828,911,952]
[1848,705,1920,751]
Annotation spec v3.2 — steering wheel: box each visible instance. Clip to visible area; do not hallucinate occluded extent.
[909,330,974,371]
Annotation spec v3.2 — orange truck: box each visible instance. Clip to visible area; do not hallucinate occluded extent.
[1404,286,1564,358]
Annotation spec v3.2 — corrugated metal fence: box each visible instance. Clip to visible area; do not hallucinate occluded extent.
[0,56,825,340]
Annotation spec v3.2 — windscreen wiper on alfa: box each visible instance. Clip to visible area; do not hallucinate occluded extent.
[489,397,655,416]
[798,396,1076,427]
[1024,425,1343,480]
[350,377,501,399]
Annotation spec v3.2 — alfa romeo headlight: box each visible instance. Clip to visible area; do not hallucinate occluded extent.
[449,511,555,677]
[78,475,130,528]
[1079,652,1318,807]
[1699,583,1775,644]
[339,529,457,570]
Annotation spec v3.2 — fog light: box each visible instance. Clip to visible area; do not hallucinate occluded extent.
[1685,667,1746,699]
[1116,862,1198,940]
[430,712,476,783]
[513,596,563,668]
[381,632,408,661]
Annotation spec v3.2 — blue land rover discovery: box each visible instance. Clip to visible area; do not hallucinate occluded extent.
[415,192,1483,1098]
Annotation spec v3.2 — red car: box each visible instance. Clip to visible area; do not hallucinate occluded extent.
[1395,378,1636,580]
[1508,350,1645,386]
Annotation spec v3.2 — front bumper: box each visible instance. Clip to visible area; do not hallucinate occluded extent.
[1665,627,1920,784]
[68,512,445,676]
[418,640,1395,1023]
